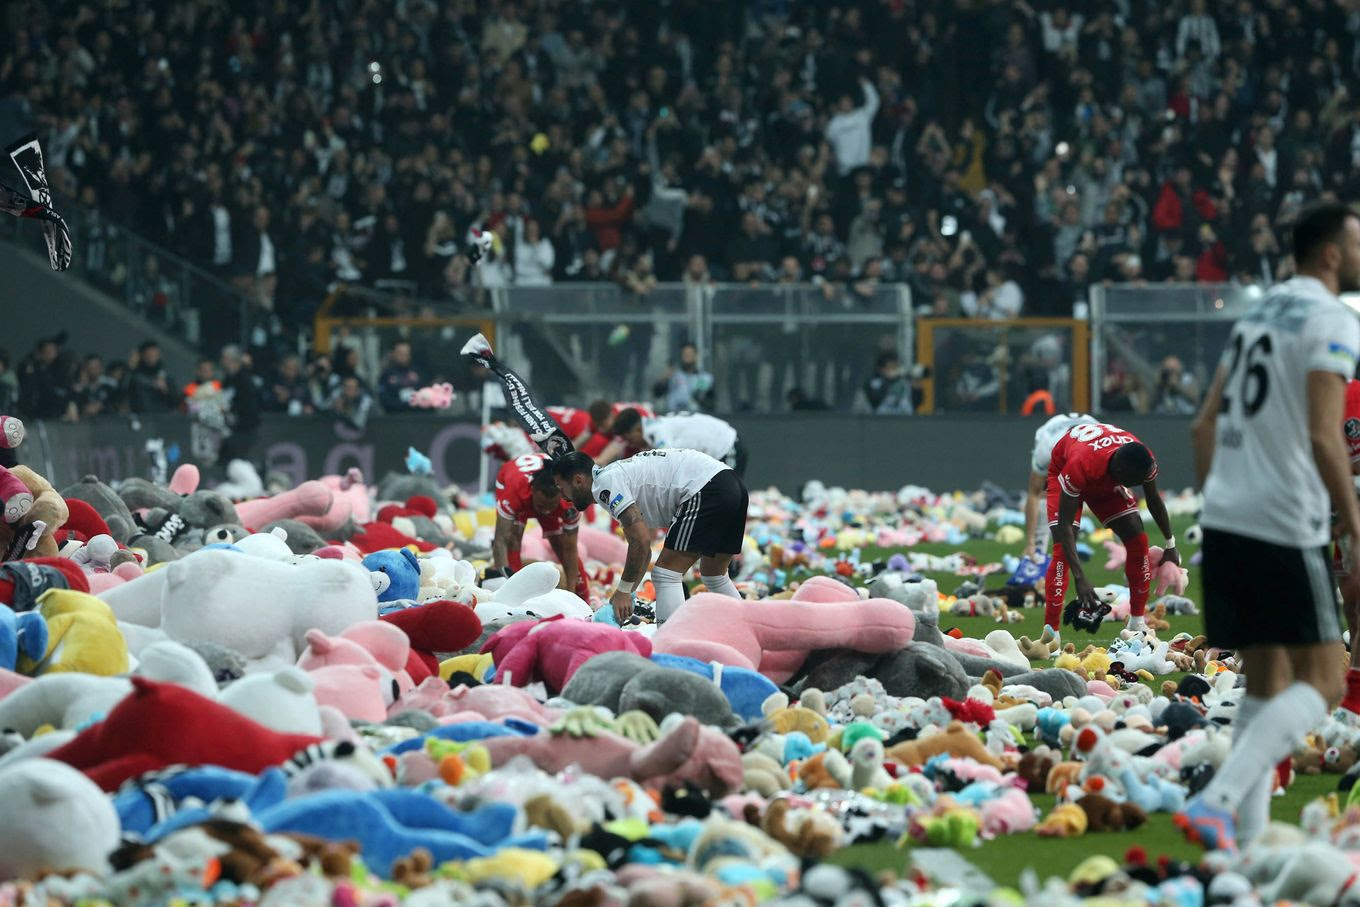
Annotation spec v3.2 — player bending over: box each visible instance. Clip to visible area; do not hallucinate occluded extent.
[552,448,748,623]
[1043,423,1179,641]
[1024,412,1099,559]
[602,409,747,477]
[488,452,588,600]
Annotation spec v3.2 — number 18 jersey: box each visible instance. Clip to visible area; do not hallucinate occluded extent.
[1202,276,1360,547]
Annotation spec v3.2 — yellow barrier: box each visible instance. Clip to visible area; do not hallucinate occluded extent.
[914,318,1090,414]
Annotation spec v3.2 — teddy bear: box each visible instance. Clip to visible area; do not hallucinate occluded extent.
[0,758,121,881]
[0,465,67,559]
[1076,793,1147,832]
[363,548,422,605]
[885,721,1004,770]
[760,797,844,858]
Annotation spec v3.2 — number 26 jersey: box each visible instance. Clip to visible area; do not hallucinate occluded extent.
[1202,276,1360,547]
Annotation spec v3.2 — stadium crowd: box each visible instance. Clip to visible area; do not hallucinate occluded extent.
[8,0,1360,331]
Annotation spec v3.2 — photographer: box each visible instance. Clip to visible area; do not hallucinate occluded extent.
[1153,355,1200,415]
[863,351,917,414]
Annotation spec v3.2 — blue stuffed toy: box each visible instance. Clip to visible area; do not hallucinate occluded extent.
[0,607,47,671]
[362,548,421,604]
[648,653,778,722]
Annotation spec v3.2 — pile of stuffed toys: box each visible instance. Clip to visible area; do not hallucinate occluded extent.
[3,418,1360,906]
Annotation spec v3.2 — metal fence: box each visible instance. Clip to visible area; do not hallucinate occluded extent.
[1,203,261,352]
[1089,283,1259,417]
[315,281,913,414]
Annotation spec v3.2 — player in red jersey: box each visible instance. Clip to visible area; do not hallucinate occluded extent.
[579,402,659,462]
[490,452,588,600]
[1043,422,1179,640]
[1336,379,1360,716]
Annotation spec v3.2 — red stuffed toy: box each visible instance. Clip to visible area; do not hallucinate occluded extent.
[47,677,323,791]
[379,599,482,683]
[345,522,435,555]
[942,697,996,727]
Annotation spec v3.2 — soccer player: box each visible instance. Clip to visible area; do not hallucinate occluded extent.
[603,409,746,477]
[578,401,657,461]
[1042,423,1180,639]
[552,448,749,623]
[1178,202,1360,851]
[1023,412,1099,559]
[489,452,588,600]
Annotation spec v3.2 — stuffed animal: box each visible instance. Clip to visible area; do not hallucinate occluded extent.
[652,578,916,683]
[480,615,653,693]
[0,758,121,881]
[379,599,482,684]
[320,467,372,524]
[61,475,137,544]
[476,712,743,796]
[234,480,336,532]
[0,465,67,558]
[17,588,128,676]
[98,549,377,668]
[45,677,326,791]
[885,721,1004,770]
[1035,802,1088,837]
[0,607,46,671]
[0,465,34,524]
[1076,793,1147,832]
[760,798,844,858]
[559,651,736,728]
[364,548,422,604]
[472,560,593,623]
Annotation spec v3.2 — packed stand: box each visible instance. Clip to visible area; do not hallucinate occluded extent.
[4,0,1357,352]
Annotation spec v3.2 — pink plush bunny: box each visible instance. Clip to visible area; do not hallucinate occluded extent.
[408,383,455,409]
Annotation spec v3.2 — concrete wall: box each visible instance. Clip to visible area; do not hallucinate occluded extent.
[18,412,1197,495]
[0,241,199,380]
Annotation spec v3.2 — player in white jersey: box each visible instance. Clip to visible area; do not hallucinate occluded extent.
[606,409,746,477]
[1177,203,1360,852]
[552,448,749,623]
[1023,412,1099,557]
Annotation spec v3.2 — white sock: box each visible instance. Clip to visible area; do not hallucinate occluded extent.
[651,566,686,622]
[1233,695,1271,843]
[701,573,741,599]
[1202,683,1327,814]
[1126,615,1146,631]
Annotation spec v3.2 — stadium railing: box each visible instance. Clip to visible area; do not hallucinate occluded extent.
[315,281,914,414]
[913,317,1090,415]
[1088,283,1255,415]
[0,203,258,351]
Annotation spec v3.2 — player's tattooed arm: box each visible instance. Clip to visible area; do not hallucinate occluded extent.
[617,504,653,583]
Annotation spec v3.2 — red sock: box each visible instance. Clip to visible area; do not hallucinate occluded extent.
[574,572,591,602]
[1343,668,1360,714]
[507,548,523,572]
[1044,543,1068,631]
[1124,532,1150,618]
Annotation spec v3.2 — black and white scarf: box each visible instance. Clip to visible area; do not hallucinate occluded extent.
[463,338,575,461]
[1,134,71,271]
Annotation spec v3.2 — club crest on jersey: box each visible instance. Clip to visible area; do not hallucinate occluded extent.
[1347,418,1360,441]
[598,491,610,506]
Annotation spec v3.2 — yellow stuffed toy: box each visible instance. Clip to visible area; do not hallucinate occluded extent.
[440,652,495,682]
[17,589,128,676]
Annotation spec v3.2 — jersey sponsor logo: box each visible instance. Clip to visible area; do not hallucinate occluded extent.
[609,493,624,512]
[1346,418,1360,441]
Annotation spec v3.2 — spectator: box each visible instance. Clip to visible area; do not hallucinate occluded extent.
[218,345,261,467]
[17,334,71,420]
[863,352,913,415]
[1152,355,1201,415]
[729,212,779,282]
[1177,0,1222,61]
[331,375,374,431]
[306,354,340,412]
[660,343,714,412]
[70,354,111,419]
[962,266,1024,320]
[181,359,221,411]
[264,354,310,415]
[513,219,556,287]
[127,341,176,413]
[826,78,880,176]
[377,341,426,412]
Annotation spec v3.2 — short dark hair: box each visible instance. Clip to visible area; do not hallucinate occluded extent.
[551,450,596,480]
[876,352,900,369]
[612,407,643,435]
[588,399,613,426]
[1109,442,1155,481]
[529,467,558,493]
[1293,202,1358,265]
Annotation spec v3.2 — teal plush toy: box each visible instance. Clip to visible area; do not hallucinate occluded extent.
[0,607,47,671]
[363,548,421,604]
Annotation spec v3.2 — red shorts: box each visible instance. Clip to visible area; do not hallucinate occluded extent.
[1046,478,1140,530]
